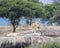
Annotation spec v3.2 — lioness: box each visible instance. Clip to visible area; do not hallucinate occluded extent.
[31,22,40,33]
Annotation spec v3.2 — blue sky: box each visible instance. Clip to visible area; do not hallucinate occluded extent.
[40,0,53,4]
[0,18,49,26]
[0,18,10,26]
[0,0,53,26]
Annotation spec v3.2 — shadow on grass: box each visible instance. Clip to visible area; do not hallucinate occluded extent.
[0,41,31,48]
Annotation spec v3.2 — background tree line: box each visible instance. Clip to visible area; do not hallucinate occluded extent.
[0,0,59,32]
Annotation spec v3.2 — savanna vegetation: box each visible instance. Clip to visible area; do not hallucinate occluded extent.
[0,0,60,48]
[0,0,59,32]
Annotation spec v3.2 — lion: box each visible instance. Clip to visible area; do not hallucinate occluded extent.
[31,22,40,33]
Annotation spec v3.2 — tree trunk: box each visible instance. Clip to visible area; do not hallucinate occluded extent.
[29,18,32,25]
[12,17,16,32]
[12,24,16,32]
[26,19,30,25]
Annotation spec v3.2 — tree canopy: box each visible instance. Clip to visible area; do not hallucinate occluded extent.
[0,0,46,32]
[0,0,58,32]
[50,0,60,24]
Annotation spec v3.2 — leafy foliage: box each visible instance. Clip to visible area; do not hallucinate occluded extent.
[0,0,45,32]
[44,4,56,20]
[50,0,60,24]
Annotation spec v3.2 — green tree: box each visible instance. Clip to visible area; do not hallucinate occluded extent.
[50,0,60,24]
[44,4,56,21]
[23,1,46,24]
[0,0,28,32]
[27,0,39,3]
[0,0,46,32]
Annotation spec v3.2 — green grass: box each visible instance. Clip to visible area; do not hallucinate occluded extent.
[31,41,60,48]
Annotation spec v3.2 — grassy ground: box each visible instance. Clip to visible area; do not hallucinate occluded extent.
[0,25,60,36]
[0,25,60,32]
[0,25,60,48]
[0,41,60,48]
[0,41,31,48]
[0,25,31,32]
[31,41,60,48]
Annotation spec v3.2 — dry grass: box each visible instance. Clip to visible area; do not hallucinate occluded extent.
[0,25,32,33]
[0,25,60,33]
[17,25,32,31]
[0,26,12,32]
